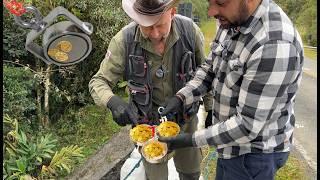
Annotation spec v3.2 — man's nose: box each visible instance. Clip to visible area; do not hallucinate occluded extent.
[208,5,219,17]
[150,27,160,39]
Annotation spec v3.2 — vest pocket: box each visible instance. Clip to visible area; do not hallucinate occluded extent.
[127,80,150,106]
[129,55,146,77]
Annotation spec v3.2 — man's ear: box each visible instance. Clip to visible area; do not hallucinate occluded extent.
[171,7,177,17]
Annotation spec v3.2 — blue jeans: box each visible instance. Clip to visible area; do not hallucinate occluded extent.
[216,152,289,180]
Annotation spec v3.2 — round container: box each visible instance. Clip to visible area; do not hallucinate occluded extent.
[129,124,154,146]
[141,139,168,164]
[156,121,180,138]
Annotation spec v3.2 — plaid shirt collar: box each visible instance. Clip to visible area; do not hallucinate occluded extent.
[237,0,269,34]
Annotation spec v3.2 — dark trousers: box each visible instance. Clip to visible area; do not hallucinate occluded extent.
[216,152,289,180]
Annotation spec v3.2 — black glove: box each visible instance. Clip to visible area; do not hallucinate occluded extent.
[161,96,183,116]
[205,110,213,128]
[158,133,194,150]
[107,96,138,126]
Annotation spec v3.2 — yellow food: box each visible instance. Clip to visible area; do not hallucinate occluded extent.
[157,121,180,137]
[54,51,69,61]
[143,141,165,159]
[47,48,60,58]
[57,40,73,52]
[130,124,153,143]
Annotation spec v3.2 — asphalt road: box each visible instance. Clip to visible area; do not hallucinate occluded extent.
[292,57,317,173]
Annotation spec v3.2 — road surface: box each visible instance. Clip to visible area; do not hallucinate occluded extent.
[293,57,317,174]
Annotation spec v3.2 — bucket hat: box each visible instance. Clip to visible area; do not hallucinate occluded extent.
[122,0,179,27]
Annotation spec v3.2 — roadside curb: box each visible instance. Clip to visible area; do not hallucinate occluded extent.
[67,126,134,180]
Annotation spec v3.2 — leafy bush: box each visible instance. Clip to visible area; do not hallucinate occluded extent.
[41,145,84,178]
[275,0,317,46]
[295,0,317,46]
[3,8,30,61]
[3,115,84,179]
[181,0,209,23]
[3,65,39,132]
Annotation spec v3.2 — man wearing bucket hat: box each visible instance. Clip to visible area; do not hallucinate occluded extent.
[89,0,213,179]
[158,0,304,179]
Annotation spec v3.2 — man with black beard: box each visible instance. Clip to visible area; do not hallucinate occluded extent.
[159,0,304,179]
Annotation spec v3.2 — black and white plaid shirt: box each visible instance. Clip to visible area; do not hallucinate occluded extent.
[177,0,304,159]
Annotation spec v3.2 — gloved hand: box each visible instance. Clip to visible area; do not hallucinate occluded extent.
[158,133,194,150]
[161,95,183,116]
[205,110,213,128]
[107,96,138,126]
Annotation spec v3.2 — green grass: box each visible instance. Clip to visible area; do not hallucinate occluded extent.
[304,47,317,60]
[200,147,309,179]
[46,104,121,178]
[50,105,121,157]
[200,18,217,55]
[275,155,309,180]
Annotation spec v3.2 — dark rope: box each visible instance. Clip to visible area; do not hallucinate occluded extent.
[123,157,143,180]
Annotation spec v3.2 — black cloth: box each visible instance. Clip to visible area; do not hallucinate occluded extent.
[161,96,183,116]
[205,110,213,128]
[158,133,194,150]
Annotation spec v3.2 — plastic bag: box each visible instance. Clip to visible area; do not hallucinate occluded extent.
[121,148,193,180]
[168,158,179,180]
[120,148,146,180]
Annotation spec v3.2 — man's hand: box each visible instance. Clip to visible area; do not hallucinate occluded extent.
[107,96,138,126]
[161,95,183,116]
[158,133,194,150]
[205,110,213,128]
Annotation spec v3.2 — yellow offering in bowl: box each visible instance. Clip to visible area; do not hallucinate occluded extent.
[130,124,153,145]
[157,121,180,137]
[142,140,167,163]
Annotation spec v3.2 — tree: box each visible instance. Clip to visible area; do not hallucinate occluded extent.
[295,0,317,46]
[274,0,317,46]
[180,0,209,22]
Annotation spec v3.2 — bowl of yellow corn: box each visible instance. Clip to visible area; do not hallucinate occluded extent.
[141,139,167,163]
[156,121,180,138]
[130,124,154,146]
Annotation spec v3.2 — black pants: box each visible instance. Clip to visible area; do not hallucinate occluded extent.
[216,152,289,180]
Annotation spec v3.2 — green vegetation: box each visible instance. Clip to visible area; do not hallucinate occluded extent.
[181,0,209,22]
[199,18,217,55]
[274,0,317,46]
[276,155,309,180]
[48,105,121,157]
[3,115,84,179]
[304,47,317,60]
[3,0,128,178]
